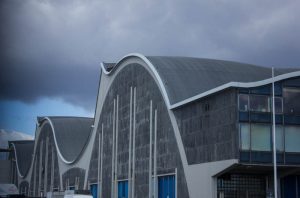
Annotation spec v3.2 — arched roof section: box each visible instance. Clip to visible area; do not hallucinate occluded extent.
[38,116,93,164]
[10,140,34,177]
[101,53,300,109]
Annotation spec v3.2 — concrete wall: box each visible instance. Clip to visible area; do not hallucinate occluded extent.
[29,123,60,196]
[174,88,239,165]
[88,63,189,198]
[62,168,85,190]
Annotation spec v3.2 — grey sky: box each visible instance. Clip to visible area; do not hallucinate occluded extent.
[1,0,300,111]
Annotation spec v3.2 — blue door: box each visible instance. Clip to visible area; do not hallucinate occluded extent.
[158,175,175,198]
[118,180,128,198]
[90,184,98,198]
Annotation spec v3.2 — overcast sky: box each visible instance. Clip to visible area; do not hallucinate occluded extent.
[1,0,300,135]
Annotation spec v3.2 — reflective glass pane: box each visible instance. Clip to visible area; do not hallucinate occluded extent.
[283,88,300,115]
[240,124,250,150]
[275,97,283,114]
[250,95,271,112]
[239,94,249,111]
[251,124,271,151]
[275,126,284,152]
[271,97,283,114]
[285,126,300,152]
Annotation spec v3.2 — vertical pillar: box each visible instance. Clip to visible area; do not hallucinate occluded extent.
[33,156,37,196]
[50,146,54,192]
[154,110,158,198]
[38,140,43,195]
[128,87,133,198]
[98,130,101,198]
[100,123,104,198]
[114,95,119,197]
[149,101,153,198]
[132,87,137,198]
[111,99,116,198]
[44,136,49,194]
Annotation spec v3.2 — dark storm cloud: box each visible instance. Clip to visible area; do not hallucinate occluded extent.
[1,0,300,110]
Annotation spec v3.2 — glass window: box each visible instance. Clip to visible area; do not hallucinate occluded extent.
[240,124,250,150]
[251,124,271,151]
[283,88,300,115]
[285,126,300,152]
[239,94,249,111]
[275,126,284,152]
[250,95,271,112]
[270,97,283,114]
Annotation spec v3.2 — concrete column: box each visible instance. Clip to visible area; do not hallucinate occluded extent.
[44,136,49,194]
[149,101,153,198]
[128,87,133,198]
[132,87,137,198]
[38,140,43,195]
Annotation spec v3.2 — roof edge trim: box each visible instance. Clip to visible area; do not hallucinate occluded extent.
[10,143,25,178]
[43,117,74,164]
[100,53,172,108]
[101,53,300,110]
[170,70,300,109]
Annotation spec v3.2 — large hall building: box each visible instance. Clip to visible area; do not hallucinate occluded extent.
[7,53,300,198]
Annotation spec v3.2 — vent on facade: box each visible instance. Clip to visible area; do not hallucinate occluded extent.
[204,103,210,112]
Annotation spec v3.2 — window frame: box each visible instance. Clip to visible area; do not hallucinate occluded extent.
[249,94,271,113]
[238,94,249,112]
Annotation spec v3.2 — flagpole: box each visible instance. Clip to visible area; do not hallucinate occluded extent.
[272,67,278,198]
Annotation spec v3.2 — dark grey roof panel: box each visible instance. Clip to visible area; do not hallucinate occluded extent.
[10,141,34,177]
[146,56,299,105]
[48,117,93,163]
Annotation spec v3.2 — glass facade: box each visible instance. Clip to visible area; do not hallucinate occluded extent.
[276,126,284,152]
[251,124,271,151]
[238,81,300,163]
[285,126,300,152]
[239,94,249,111]
[240,124,250,150]
[249,95,270,112]
[283,87,300,115]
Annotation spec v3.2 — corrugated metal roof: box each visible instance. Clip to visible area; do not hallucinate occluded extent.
[146,56,299,105]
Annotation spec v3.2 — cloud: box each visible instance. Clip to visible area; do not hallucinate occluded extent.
[0,0,300,109]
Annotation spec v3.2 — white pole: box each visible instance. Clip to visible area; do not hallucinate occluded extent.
[154,110,158,198]
[98,130,101,198]
[132,87,137,198]
[100,124,104,198]
[128,87,133,198]
[272,67,278,198]
[149,101,153,198]
[115,95,119,197]
[111,99,116,198]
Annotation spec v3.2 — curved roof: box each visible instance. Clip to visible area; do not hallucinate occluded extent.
[101,54,300,108]
[38,116,93,164]
[147,56,298,105]
[10,140,34,177]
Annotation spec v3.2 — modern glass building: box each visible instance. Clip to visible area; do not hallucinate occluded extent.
[7,53,300,198]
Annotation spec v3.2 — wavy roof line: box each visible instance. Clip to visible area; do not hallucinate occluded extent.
[38,116,94,164]
[101,53,300,109]
[12,117,93,178]
[10,141,34,178]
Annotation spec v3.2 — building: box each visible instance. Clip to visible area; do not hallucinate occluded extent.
[7,53,300,198]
